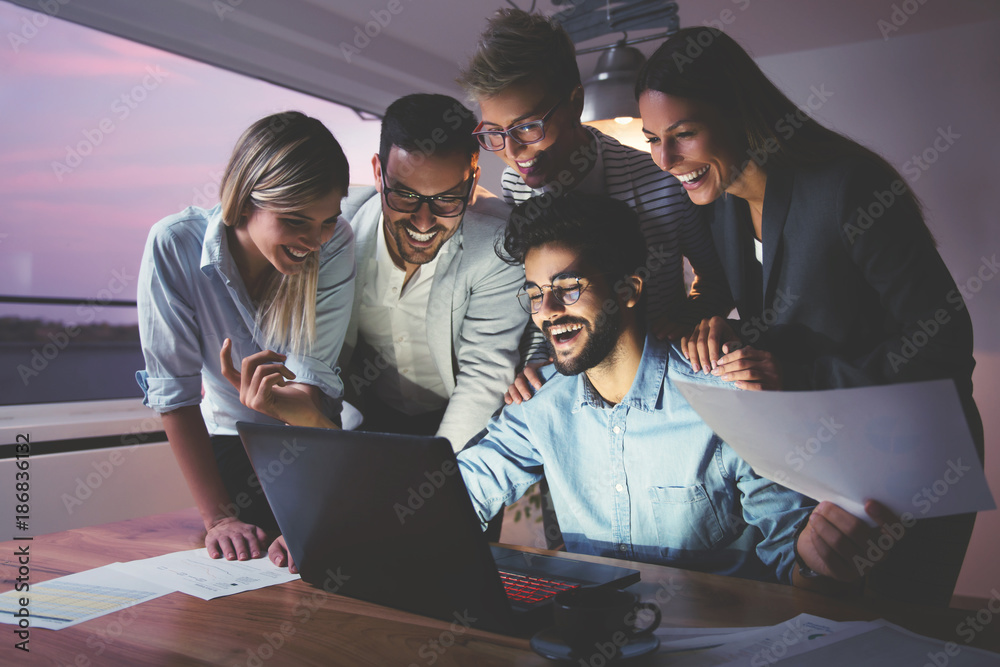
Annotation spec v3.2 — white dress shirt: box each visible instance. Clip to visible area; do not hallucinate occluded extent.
[356,216,450,414]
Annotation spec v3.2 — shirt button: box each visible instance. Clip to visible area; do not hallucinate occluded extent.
[613,426,621,434]
[392,286,398,293]
[615,484,624,492]
[619,545,627,552]
[396,336,405,343]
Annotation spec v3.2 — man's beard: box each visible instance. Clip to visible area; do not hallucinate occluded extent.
[545,307,623,376]
[387,216,450,264]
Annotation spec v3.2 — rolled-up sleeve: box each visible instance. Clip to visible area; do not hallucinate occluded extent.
[457,403,545,529]
[136,222,204,413]
[728,446,816,584]
[283,219,356,403]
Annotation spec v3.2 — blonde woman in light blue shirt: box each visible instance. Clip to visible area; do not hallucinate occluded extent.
[137,112,355,562]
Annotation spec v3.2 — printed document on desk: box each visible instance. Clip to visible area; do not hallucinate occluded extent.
[674,379,995,522]
[109,548,300,600]
[0,549,298,630]
[716,618,1000,666]
[0,565,171,630]
[658,614,859,666]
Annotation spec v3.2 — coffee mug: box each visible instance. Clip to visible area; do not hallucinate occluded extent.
[552,587,661,660]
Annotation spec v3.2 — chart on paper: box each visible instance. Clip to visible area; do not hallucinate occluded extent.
[0,568,170,630]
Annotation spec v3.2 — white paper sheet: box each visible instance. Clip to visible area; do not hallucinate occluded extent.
[656,624,768,652]
[0,566,171,630]
[675,379,995,522]
[109,548,299,600]
[656,614,855,666]
[719,618,1000,666]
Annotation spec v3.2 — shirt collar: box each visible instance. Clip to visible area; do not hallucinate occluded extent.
[570,333,669,413]
[199,205,240,281]
[374,213,446,280]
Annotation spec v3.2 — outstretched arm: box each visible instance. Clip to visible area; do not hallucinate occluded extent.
[137,222,271,560]
[160,406,269,560]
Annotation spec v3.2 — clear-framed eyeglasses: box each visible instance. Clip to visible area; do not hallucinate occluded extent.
[517,273,593,314]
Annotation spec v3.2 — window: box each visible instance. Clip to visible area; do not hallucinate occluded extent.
[0,3,380,405]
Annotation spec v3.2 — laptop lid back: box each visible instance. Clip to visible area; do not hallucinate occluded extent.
[237,422,515,631]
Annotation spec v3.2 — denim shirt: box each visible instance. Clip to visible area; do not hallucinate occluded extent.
[458,335,815,584]
[136,205,355,435]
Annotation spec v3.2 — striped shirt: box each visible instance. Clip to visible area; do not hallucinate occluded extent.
[501,127,731,327]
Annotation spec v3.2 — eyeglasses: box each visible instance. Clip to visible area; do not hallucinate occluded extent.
[380,172,474,217]
[517,273,592,314]
[473,98,566,152]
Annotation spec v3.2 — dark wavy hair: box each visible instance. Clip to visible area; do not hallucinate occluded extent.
[379,94,479,169]
[499,193,647,310]
[636,27,859,168]
[635,26,930,240]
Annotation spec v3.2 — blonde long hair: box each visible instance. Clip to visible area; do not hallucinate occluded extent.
[219,111,349,357]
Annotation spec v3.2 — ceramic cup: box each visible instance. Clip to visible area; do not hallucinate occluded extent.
[552,587,661,661]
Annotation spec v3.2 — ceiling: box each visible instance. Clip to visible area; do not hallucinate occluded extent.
[5,0,997,115]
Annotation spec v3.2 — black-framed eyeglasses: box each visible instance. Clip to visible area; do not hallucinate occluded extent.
[380,171,475,217]
[517,273,593,314]
[473,98,566,152]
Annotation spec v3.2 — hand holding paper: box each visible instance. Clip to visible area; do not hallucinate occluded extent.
[796,500,901,582]
[674,379,994,524]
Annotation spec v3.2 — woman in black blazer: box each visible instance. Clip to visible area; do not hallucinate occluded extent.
[635,27,983,606]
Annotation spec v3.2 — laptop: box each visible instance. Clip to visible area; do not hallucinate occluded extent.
[236,422,641,635]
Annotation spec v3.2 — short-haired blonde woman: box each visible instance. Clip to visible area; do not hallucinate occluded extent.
[137,112,355,561]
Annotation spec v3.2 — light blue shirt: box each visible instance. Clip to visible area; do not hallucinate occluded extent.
[136,205,355,435]
[458,336,815,584]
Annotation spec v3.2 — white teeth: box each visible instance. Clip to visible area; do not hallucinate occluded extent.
[406,228,437,242]
[518,157,538,168]
[549,323,584,337]
[286,247,309,258]
[676,165,709,183]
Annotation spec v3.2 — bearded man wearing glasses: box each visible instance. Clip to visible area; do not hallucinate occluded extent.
[338,94,528,458]
[459,8,736,550]
[459,9,733,397]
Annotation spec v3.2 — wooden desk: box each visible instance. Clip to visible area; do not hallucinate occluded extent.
[2,508,998,665]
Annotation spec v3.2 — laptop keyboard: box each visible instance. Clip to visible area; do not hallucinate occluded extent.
[499,570,580,605]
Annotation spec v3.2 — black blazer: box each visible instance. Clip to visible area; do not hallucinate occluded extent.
[709,154,977,400]
[708,154,983,606]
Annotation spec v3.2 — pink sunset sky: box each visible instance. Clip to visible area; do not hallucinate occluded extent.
[0,2,381,325]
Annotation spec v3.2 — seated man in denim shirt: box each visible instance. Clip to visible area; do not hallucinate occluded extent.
[458,193,898,588]
[230,193,901,588]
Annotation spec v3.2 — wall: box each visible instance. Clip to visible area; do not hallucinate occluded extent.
[753,19,1000,601]
[0,441,195,537]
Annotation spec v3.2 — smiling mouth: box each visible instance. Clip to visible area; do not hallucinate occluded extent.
[547,321,585,345]
[516,155,541,174]
[406,227,438,244]
[674,165,710,187]
[283,246,310,262]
